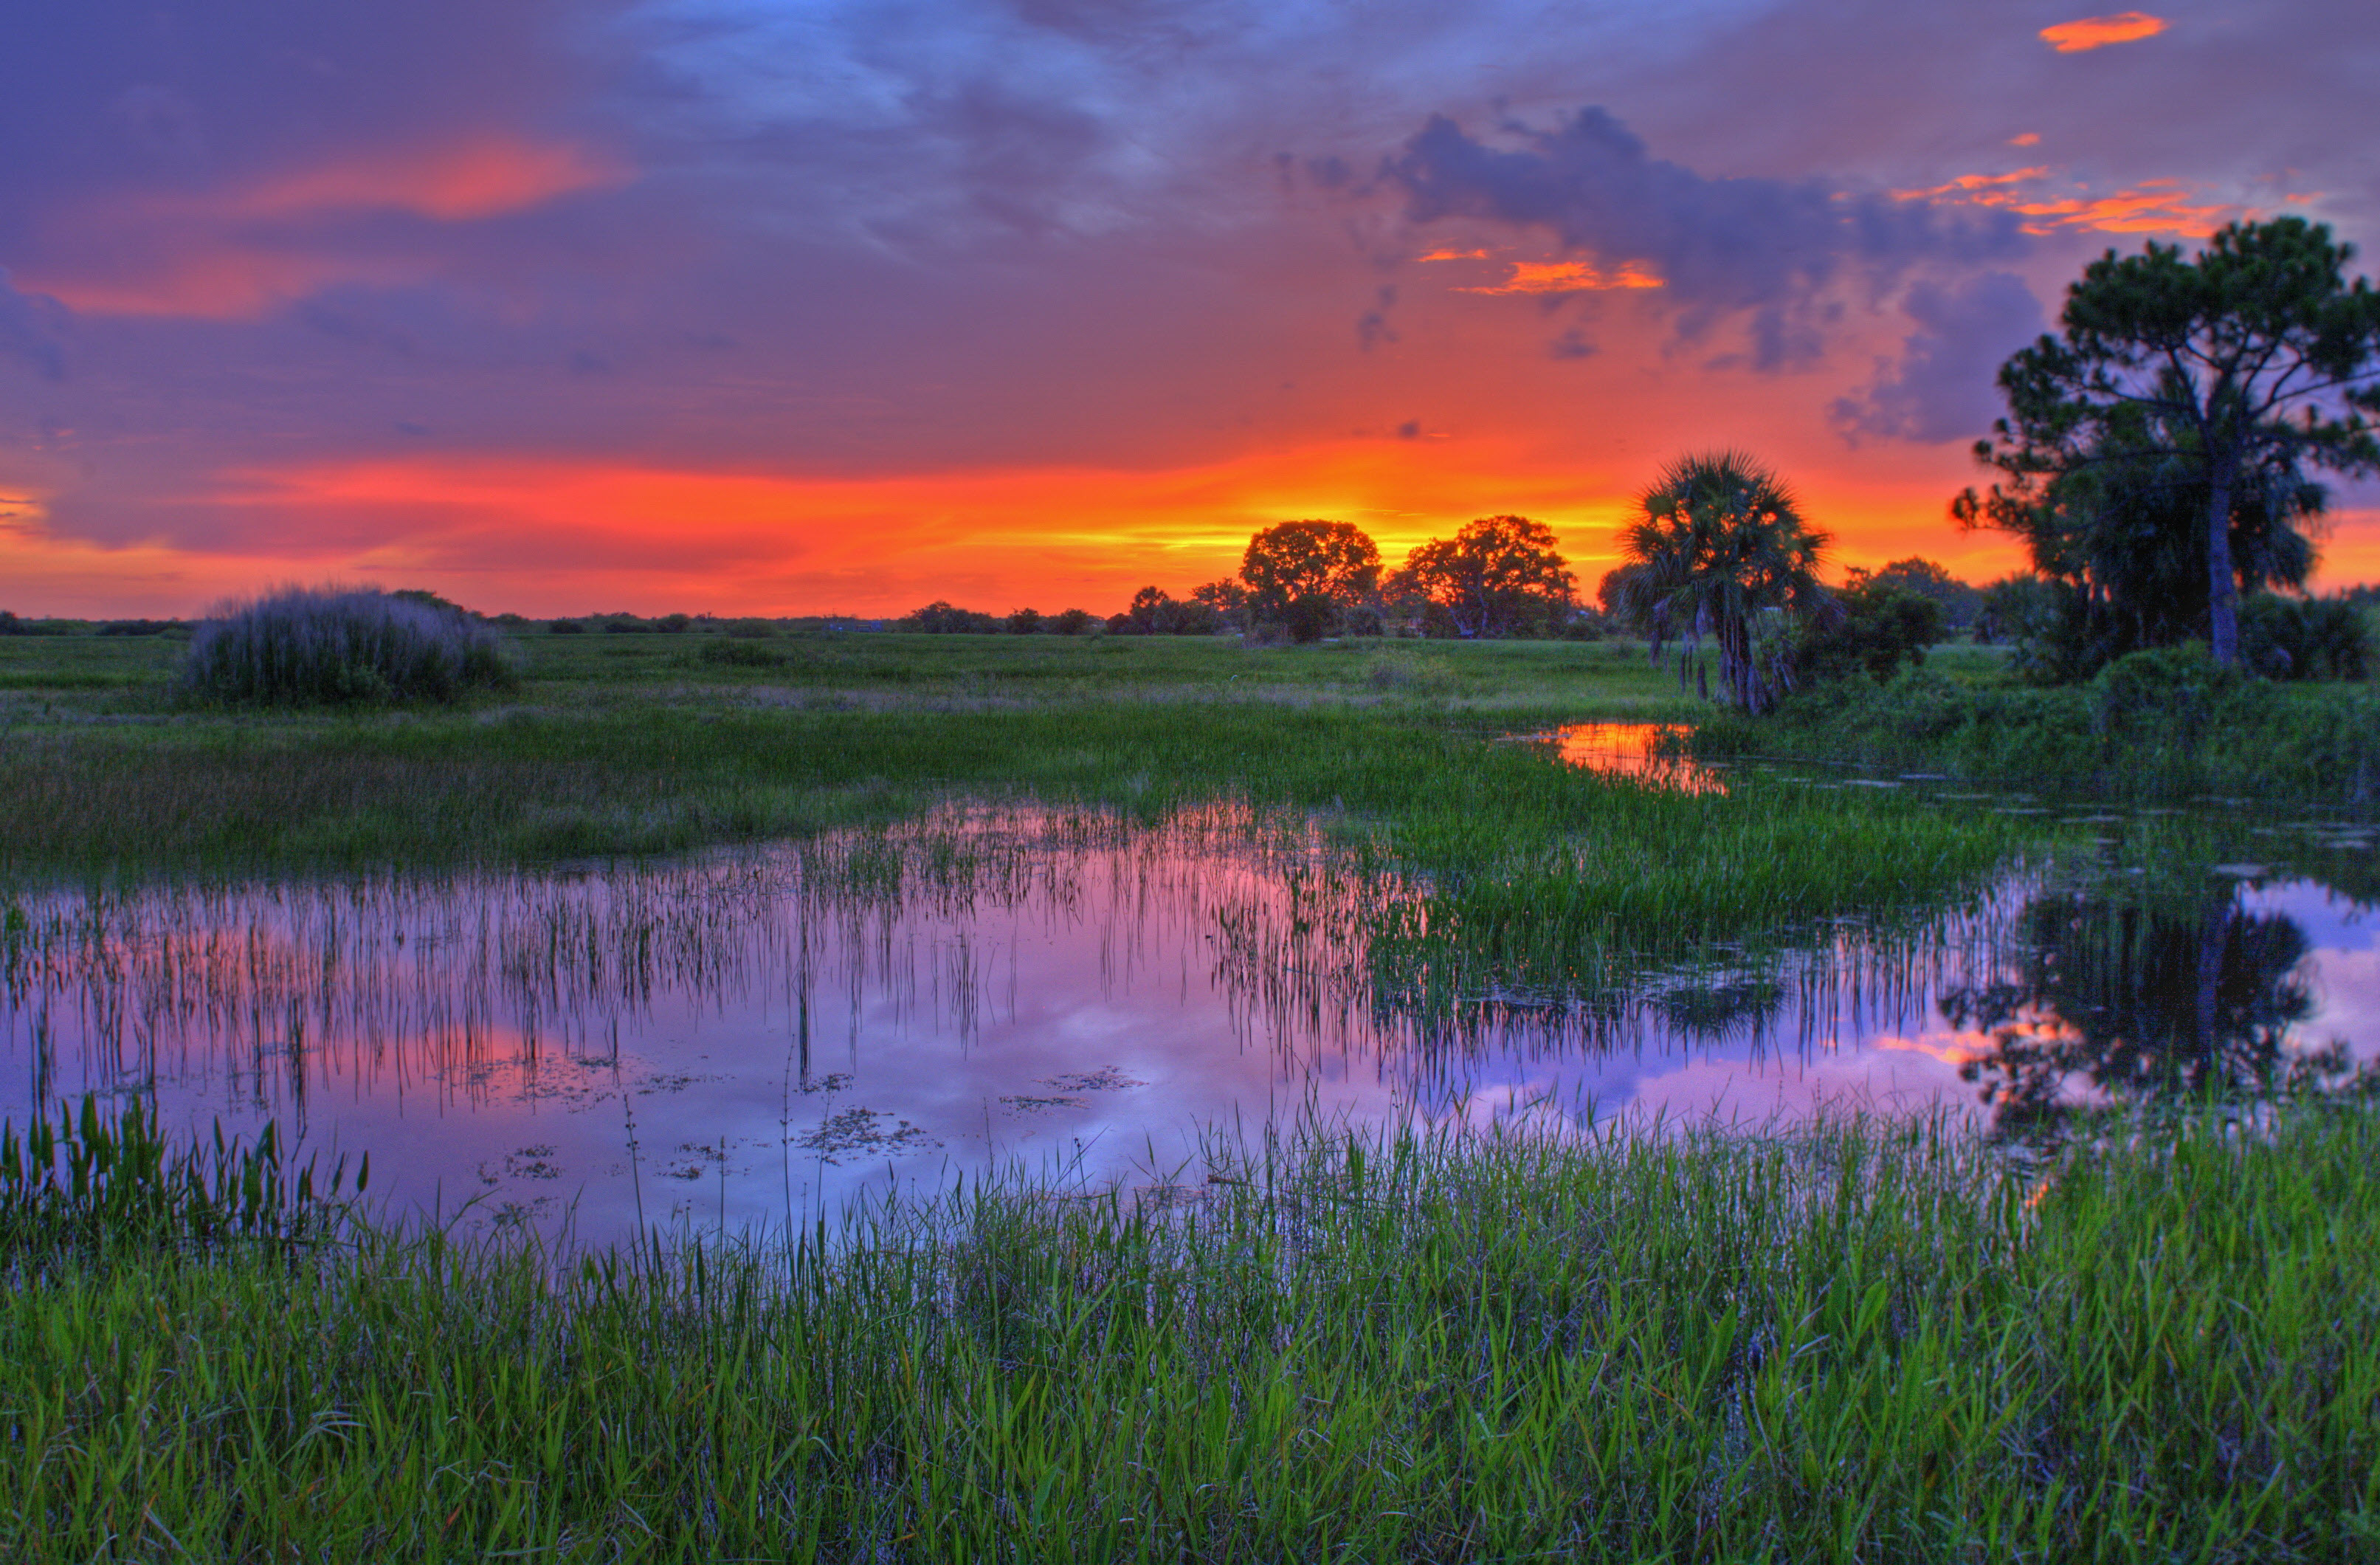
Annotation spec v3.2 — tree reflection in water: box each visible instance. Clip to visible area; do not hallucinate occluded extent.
[1940,882,2373,1130]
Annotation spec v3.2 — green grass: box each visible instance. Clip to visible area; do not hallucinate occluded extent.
[0,632,2045,979]
[4,1107,2376,1561]
[1694,655,2380,807]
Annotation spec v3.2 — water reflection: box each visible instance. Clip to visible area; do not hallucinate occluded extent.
[1940,880,2376,1129]
[2,800,2374,1239]
[1546,723,1728,794]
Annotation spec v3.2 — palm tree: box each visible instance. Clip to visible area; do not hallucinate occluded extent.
[1613,452,1833,715]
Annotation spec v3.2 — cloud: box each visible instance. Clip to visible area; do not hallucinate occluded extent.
[1457,259,1663,295]
[0,271,69,379]
[18,136,625,320]
[1385,107,2030,368]
[2039,13,2167,53]
[1897,167,2234,238]
[1831,272,2046,445]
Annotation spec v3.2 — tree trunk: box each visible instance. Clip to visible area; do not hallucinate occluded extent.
[2206,453,2241,668]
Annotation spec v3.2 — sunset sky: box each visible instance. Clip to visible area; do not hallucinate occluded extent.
[4,0,2377,617]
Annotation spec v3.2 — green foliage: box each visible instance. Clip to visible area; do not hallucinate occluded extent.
[1610,451,1833,712]
[1858,557,1983,630]
[176,585,519,706]
[1793,575,1943,685]
[694,636,792,669]
[0,1095,361,1265]
[1962,216,2380,667]
[4,1112,2378,1560]
[1695,655,2380,804]
[2239,591,2373,680]
[2091,643,2238,747]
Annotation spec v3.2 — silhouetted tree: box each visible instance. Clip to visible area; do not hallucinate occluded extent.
[1240,520,1381,637]
[1394,515,1576,639]
[1612,452,1834,713]
[1962,217,2380,667]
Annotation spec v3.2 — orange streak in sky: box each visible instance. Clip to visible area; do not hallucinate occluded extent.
[1459,260,1664,295]
[1896,168,2231,238]
[2039,12,2167,52]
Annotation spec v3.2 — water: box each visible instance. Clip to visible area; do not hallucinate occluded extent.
[4,745,2376,1242]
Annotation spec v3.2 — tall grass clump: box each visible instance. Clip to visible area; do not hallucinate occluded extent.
[0,1096,362,1269]
[176,583,517,706]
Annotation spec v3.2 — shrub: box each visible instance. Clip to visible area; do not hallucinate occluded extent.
[1795,579,1943,685]
[904,601,1003,633]
[177,585,518,707]
[1048,608,1095,636]
[2239,593,2372,681]
[696,637,788,669]
[549,619,587,635]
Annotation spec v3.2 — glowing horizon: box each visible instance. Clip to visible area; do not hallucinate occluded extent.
[3,1,2373,618]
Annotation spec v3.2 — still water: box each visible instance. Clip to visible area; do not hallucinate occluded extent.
[4,732,2374,1240]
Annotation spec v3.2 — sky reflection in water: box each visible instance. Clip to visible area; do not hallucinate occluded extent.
[3,777,2375,1243]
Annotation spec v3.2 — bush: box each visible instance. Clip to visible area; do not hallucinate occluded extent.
[2093,643,2238,746]
[696,637,789,669]
[1795,579,1943,685]
[1048,608,1095,636]
[548,619,587,635]
[2239,593,2372,681]
[177,585,519,706]
[904,601,1003,634]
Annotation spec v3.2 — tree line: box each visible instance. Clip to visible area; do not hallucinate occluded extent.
[912,219,2380,702]
[902,513,1594,643]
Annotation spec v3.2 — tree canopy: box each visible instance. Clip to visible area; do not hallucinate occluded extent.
[1612,452,1832,713]
[1394,515,1576,639]
[1238,521,1382,624]
[1960,217,2380,667]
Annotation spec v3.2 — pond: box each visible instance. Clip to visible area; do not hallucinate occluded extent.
[4,735,2375,1242]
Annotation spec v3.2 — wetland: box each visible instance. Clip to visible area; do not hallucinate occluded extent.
[4,627,2377,1561]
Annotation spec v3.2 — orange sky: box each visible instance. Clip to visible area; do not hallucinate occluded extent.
[3,1,2376,618]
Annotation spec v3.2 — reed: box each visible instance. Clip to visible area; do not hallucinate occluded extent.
[2,1107,2373,1561]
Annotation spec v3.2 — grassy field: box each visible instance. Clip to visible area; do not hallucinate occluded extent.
[0,630,2047,985]
[8,627,2370,1562]
[4,1105,2375,1562]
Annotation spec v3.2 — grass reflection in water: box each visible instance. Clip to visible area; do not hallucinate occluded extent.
[4,794,2372,1241]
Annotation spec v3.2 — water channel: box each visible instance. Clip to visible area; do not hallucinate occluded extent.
[4,728,2374,1242]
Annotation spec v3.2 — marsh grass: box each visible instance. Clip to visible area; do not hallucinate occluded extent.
[0,1096,362,1267]
[1695,663,2380,806]
[0,704,2045,988]
[4,1108,2375,1561]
